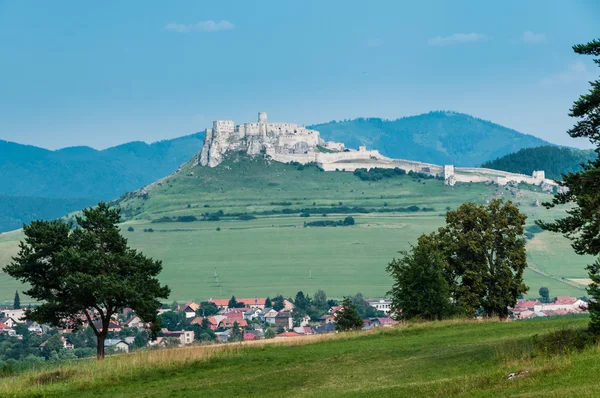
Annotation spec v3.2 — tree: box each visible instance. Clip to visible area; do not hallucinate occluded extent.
[228,296,239,309]
[350,293,367,317]
[313,290,328,310]
[439,199,528,318]
[536,39,600,335]
[334,297,364,331]
[159,310,188,331]
[539,287,550,303]
[292,308,306,327]
[387,234,454,320]
[343,216,355,226]
[230,321,242,342]
[3,202,170,360]
[272,295,285,311]
[264,297,272,308]
[198,301,219,316]
[13,291,20,310]
[264,327,276,339]
[294,291,310,311]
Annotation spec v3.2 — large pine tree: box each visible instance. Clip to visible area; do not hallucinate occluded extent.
[537,39,600,334]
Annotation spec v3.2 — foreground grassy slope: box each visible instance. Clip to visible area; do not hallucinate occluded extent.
[0,155,590,303]
[2,316,595,397]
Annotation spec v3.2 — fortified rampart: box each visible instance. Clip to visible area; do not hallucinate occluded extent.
[198,112,556,189]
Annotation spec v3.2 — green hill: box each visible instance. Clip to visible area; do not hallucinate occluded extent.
[1,316,595,397]
[310,111,552,166]
[482,146,597,180]
[0,133,204,232]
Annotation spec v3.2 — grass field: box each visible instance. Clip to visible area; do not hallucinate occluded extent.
[1,315,596,397]
[0,156,591,303]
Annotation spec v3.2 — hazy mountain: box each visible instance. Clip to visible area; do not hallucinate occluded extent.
[0,133,204,232]
[482,146,597,180]
[310,111,552,166]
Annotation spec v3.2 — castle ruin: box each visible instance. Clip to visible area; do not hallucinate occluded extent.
[198,112,557,189]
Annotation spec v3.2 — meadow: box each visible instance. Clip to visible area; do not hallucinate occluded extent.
[0,315,596,397]
[0,156,591,303]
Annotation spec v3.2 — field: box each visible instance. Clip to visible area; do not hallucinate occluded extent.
[1,315,597,397]
[0,155,591,303]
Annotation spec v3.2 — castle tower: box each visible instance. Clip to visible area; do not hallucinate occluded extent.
[258,112,268,124]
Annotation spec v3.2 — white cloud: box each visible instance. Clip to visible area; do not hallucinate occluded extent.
[522,31,545,44]
[165,20,235,33]
[540,61,593,85]
[427,33,487,46]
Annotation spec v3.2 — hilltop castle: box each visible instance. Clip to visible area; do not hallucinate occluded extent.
[198,112,558,190]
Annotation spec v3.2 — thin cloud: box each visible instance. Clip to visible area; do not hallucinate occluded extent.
[165,20,235,33]
[540,61,593,85]
[522,31,545,44]
[428,33,487,46]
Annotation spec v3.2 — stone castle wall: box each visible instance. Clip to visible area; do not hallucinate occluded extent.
[199,112,554,189]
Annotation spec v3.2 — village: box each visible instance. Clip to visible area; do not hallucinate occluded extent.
[0,293,589,361]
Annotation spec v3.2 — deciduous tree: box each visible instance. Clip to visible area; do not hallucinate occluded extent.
[3,202,170,360]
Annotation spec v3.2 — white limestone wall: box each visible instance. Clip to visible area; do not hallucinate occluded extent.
[267,150,317,164]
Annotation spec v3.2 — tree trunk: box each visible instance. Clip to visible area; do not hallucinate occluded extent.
[97,334,106,360]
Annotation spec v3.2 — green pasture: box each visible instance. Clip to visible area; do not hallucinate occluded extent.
[0,156,591,303]
[3,316,597,397]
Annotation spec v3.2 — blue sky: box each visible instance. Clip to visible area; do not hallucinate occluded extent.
[0,0,598,149]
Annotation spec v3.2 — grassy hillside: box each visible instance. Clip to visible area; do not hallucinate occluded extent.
[0,155,589,304]
[482,146,597,180]
[1,316,596,397]
[310,111,551,166]
[0,133,204,232]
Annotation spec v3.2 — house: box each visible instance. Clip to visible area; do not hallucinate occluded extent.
[329,305,344,314]
[366,299,393,315]
[124,336,136,345]
[1,309,26,323]
[274,312,293,330]
[124,316,145,329]
[283,299,295,310]
[293,327,313,335]
[377,317,396,327]
[533,297,587,313]
[209,298,268,310]
[298,314,311,327]
[313,323,337,334]
[263,309,279,325]
[243,332,259,341]
[215,329,231,342]
[276,331,301,339]
[319,314,336,324]
[177,302,200,319]
[26,321,48,335]
[0,323,13,333]
[40,336,74,350]
[0,317,18,328]
[243,308,262,321]
[105,339,130,353]
[92,320,122,333]
[160,329,195,346]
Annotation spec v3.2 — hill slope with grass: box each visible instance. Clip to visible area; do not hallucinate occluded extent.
[482,146,597,180]
[0,133,204,232]
[310,111,552,166]
[1,316,595,397]
[0,154,591,304]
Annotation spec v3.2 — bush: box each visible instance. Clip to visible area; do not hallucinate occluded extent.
[176,215,197,222]
[216,227,221,232]
[127,226,135,232]
[300,212,310,218]
[238,214,257,221]
[343,216,355,226]
[532,329,595,355]
[143,228,154,233]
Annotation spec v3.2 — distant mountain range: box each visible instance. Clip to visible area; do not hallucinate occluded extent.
[482,146,597,180]
[0,133,204,232]
[310,111,552,166]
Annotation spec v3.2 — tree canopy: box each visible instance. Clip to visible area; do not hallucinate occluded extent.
[3,202,170,360]
[537,38,600,334]
[388,198,528,320]
[334,297,364,331]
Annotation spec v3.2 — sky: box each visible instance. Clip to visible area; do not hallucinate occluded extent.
[0,0,598,150]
